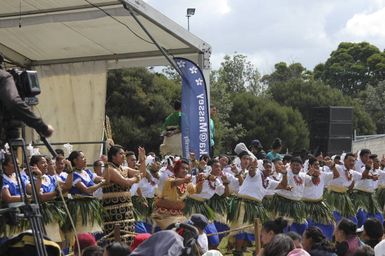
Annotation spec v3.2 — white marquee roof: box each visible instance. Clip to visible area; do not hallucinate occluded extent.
[0,0,211,69]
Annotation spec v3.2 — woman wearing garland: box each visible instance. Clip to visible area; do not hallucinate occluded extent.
[304,157,339,240]
[152,158,197,230]
[66,150,105,239]
[185,159,228,249]
[102,145,143,246]
[325,152,366,224]
[229,158,288,256]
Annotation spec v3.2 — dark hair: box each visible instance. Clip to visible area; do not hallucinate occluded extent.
[263,217,288,234]
[344,152,355,160]
[364,218,383,247]
[126,151,135,158]
[353,244,374,256]
[283,154,292,162]
[304,226,335,252]
[104,242,131,256]
[287,231,301,242]
[55,154,64,161]
[82,245,104,256]
[263,234,294,256]
[2,153,13,167]
[199,154,210,162]
[108,145,124,162]
[263,159,272,165]
[271,138,282,150]
[174,100,181,110]
[29,155,45,166]
[369,154,378,160]
[291,157,303,165]
[337,218,356,236]
[209,159,220,166]
[54,148,65,156]
[308,157,318,166]
[68,151,82,167]
[93,160,103,168]
[359,149,371,158]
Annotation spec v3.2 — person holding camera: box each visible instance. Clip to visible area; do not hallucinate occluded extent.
[0,55,54,142]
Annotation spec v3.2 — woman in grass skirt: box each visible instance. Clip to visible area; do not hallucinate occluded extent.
[304,157,339,240]
[228,157,288,256]
[272,157,307,235]
[351,154,383,227]
[325,153,361,224]
[185,159,230,249]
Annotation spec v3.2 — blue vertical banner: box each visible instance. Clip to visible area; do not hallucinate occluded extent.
[174,57,210,158]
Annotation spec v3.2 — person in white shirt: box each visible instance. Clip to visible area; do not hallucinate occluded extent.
[272,156,309,235]
[158,155,174,193]
[376,155,385,216]
[263,158,284,213]
[353,154,383,228]
[229,158,288,255]
[304,157,339,240]
[355,149,371,173]
[325,152,364,225]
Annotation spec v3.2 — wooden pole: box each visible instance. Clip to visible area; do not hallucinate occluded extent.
[255,218,261,254]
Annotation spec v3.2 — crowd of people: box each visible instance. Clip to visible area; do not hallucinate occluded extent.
[1,137,385,256]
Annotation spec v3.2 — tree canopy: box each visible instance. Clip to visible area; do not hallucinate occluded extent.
[314,42,385,96]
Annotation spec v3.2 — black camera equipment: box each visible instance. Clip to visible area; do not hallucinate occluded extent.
[7,68,41,106]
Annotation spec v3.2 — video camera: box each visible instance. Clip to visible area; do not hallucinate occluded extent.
[7,69,41,106]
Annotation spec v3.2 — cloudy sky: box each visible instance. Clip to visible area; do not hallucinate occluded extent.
[145,0,385,74]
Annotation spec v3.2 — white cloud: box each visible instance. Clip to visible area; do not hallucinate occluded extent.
[344,7,385,38]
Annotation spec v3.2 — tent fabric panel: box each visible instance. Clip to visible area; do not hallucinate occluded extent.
[34,61,107,161]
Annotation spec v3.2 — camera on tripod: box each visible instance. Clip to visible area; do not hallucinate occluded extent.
[7,68,41,106]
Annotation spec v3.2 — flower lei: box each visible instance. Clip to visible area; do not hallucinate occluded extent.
[345,169,352,181]
[207,175,217,190]
[311,176,320,186]
[293,175,303,186]
[177,183,187,195]
[261,172,269,189]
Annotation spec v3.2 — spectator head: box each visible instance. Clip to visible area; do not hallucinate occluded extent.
[130,233,151,252]
[81,245,103,256]
[261,217,288,245]
[362,218,384,248]
[73,233,96,256]
[68,151,86,169]
[188,214,208,233]
[250,139,263,150]
[302,226,329,252]
[353,244,374,256]
[287,231,302,248]
[271,138,282,151]
[334,218,357,242]
[104,242,131,256]
[263,234,294,256]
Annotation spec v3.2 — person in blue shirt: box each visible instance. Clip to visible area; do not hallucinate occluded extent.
[1,153,33,204]
[67,151,105,196]
[266,138,283,161]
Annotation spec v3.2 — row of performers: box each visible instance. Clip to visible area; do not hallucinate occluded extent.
[2,147,385,250]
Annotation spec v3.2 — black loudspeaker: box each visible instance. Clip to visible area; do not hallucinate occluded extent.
[310,107,353,155]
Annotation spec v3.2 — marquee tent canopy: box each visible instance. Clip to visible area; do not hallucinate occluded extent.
[0,0,211,69]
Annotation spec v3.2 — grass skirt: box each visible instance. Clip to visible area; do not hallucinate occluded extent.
[271,195,305,222]
[376,187,385,212]
[325,190,355,218]
[227,196,268,224]
[350,190,380,214]
[184,197,216,220]
[262,195,274,213]
[207,194,228,216]
[303,200,333,224]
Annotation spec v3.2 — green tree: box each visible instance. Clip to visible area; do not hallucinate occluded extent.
[214,54,264,95]
[228,93,309,152]
[314,42,385,96]
[267,78,376,135]
[262,62,313,85]
[359,81,385,133]
[106,68,181,153]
